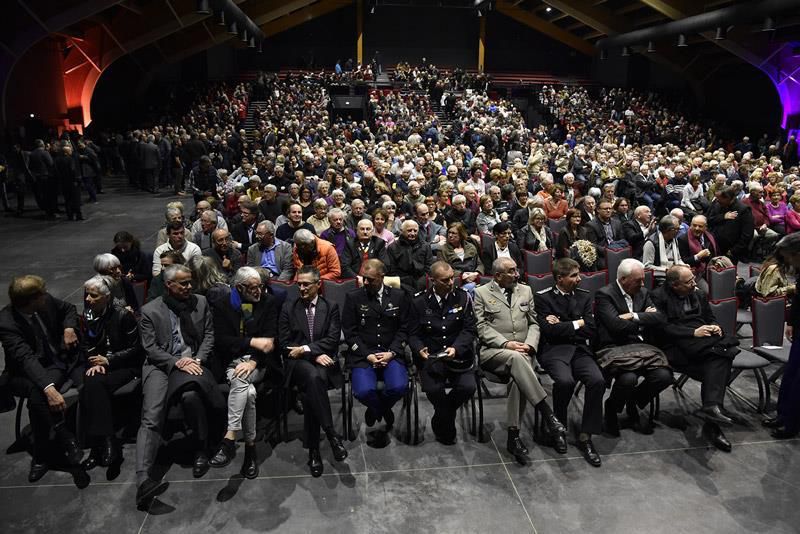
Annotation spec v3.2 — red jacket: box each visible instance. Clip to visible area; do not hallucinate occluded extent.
[292,238,341,281]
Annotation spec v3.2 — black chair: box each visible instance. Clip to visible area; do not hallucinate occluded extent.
[548,218,567,236]
[268,279,300,304]
[643,269,655,290]
[321,278,358,311]
[526,273,554,293]
[751,296,790,384]
[604,246,631,283]
[522,249,553,276]
[707,265,736,300]
[577,270,608,300]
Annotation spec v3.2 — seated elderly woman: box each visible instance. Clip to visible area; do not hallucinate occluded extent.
[476,194,503,234]
[189,255,230,297]
[79,275,143,470]
[438,222,484,291]
[517,207,553,252]
[93,253,139,312]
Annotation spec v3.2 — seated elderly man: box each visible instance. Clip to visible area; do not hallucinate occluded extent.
[643,215,685,286]
[192,210,218,252]
[650,265,739,452]
[0,275,84,482]
[386,220,434,292]
[207,267,280,479]
[246,221,293,280]
[742,181,781,258]
[203,228,242,278]
[152,221,202,277]
[345,199,370,231]
[135,264,224,509]
[414,202,446,249]
[307,199,331,235]
[342,219,388,279]
[155,205,193,247]
[595,259,673,436]
[320,208,355,257]
[677,215,719,294]
[290,229,341,281]
[189,200,228,235]
[474,258,566,462]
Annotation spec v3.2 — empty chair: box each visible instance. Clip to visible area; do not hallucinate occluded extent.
[577,270,607,299]
[548,217,567,236]
[523,249,553,276]
[706,265,736,300]
[526,273,554,293]
[604,246,631,283]
[321,278,359,312]
[751,296,790,382]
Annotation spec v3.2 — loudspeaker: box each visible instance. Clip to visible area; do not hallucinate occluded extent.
[332,96,364,109]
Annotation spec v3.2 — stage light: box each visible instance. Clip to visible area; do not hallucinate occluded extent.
[762,16,775,32]
[227,21,238,35]
[647,41,655,53]
[216,10,226,26]
[714,26,726,40]
[677,33,688,47]
[196,0,211,15]
[621,46,630,57]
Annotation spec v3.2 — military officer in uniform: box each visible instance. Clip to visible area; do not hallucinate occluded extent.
[474,257,567,463]
[409,261,477,444]
[342,259,411,429]
[535,257,605,467]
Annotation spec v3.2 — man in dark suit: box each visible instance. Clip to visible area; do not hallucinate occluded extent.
[139,134,161,193]
[135,264,223,509]
[341,219,388,279]
[0,276,84,482]
[28,139,57,219]
[231,199,260,253]
[480,221,524,275]
[342,259,410,431]
[622,205,656,260]
[535,258,605,467]
[650,265,738,452]
[207,267,280,479]
[409,262,477,444]
[278,266,347,477]
[585,199,624,266]
[677,215,718,293]
[595,259,674,436]
[706,185,754,263]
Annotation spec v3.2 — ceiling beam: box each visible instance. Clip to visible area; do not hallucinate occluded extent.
[260,0,353,38]
[543,0,617,36]
[495,1,595,55]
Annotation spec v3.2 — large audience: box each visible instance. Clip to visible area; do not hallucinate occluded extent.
[1,63,799,510]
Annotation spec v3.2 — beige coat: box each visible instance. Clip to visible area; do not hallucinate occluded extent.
[474,280,540,360]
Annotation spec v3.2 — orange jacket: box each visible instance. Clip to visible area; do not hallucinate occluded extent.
[292,238,341,281]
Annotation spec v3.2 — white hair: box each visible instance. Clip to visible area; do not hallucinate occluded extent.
[617,258,644,280]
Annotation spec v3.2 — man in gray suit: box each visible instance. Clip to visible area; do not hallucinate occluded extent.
[474,257,566,463]
[135,264,222,509]
[247,220,294,280]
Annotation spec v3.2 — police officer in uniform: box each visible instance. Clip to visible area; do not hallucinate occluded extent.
[409,261,477,444]
[342,259,411,429]
[535,257,606,467]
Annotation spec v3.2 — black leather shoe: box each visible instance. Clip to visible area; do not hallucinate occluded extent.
[506,427,529,461]
[604,400,620,437]
[577,439,602,467]
[62,436,83,466]
[698,405,734,427]
[99,437,117,467]
[308,449,323,478]
[209,439,236,468]
[771,428,799,440]
[136,479,169,509]
[28,460,48,483]
[328,435,348,462]
[552,432,568,454]
[81,451,98,471]
[762,416,782,428]
[364,408,377,427]
[703,423,732,452]
[240,444,258,479]
[544,413,567,436]
[383,408,395,430]
[293,398,304,415]
[193,452,210,478]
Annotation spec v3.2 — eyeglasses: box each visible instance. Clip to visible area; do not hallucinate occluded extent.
[296,281,318,287]
[170,279,192,287]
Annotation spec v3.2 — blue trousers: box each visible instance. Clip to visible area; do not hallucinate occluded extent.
[351,359,408,417]
[777,338,800,433]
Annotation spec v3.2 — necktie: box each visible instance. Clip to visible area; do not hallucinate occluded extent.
[699,236,705,248]
[603,222,613,244]
[32,313,64,369]
[505,288,513,306]
[305,302,315,342]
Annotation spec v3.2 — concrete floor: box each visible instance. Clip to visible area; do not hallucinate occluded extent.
[0,178,797,533]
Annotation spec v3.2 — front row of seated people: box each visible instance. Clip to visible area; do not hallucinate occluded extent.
[0,256,756,508]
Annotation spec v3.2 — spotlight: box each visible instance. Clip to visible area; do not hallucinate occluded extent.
[621,46,630,57]
[227,21,238,35]
[477,9,482,16]
[600,49,608,61]
[216,10,226,26]
[677,33,688,47]
[647,41,655,53]
[29,113,35,118]
[545,7,552,12]
[196,0,211,15]
[714,26,726,40]
[762,16,775,32]
[370,6,375,13]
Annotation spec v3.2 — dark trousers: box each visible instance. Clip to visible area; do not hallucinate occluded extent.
[672,354,732,407]
[180,390,209,446]
[351,359,408,418]
[81,175,97,202]
[79,368,137,439]
[540,350,605,435]
[140,169,157,192]
[420,364,476,437]
[62,181,82,218]
[291,359,335,449]
[607,367,674,412]
[777,339,800,433]
[9,366,84,460]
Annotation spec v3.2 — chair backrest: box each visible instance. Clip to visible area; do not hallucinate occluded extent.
[548,217,567,235]
[577,270,608,299]
[643,269,654,290]
[523,249,553,276]
[321,278,358,311]
[268,279,300,305]
[478,275,494,286]
[707,265,736,300]
[708,297,737,337]
[526,273,554,293]
[479,233,495,252]
[604,246,631,284]
[426,274,463,289]
[751,295,787,347]
[131,280,148,307]
[749,265,762,277]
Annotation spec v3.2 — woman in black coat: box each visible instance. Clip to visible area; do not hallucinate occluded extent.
[556,208,587,259]
[517,207,553,251]
[111,231,152,284]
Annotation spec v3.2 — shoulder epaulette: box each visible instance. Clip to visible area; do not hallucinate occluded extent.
[537,287,553,294]
[575,287,590,293]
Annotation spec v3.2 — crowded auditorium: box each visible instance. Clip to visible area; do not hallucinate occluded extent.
[1,0,800,532]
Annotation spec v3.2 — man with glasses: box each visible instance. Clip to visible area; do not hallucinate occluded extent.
[279,266,347,477]
[474,258,567,464]
[136,264,224,508]
[643,215,685,287]
[409,262,477,444]
[650,265,738,452]
[246,220,293,280]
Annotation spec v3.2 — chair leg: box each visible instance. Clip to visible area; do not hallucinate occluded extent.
[346,381,356,442]
[340,381,347,438]
[470,396,477,437]
[760,368,771,413]
[533,404,540,440]
[674,374,690,390]
[404,388,411,445]
[412,381,419,445]
[477,377,485,443]
[282,389,289,443]
[15,398,24,441]
[768,364,785,384]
